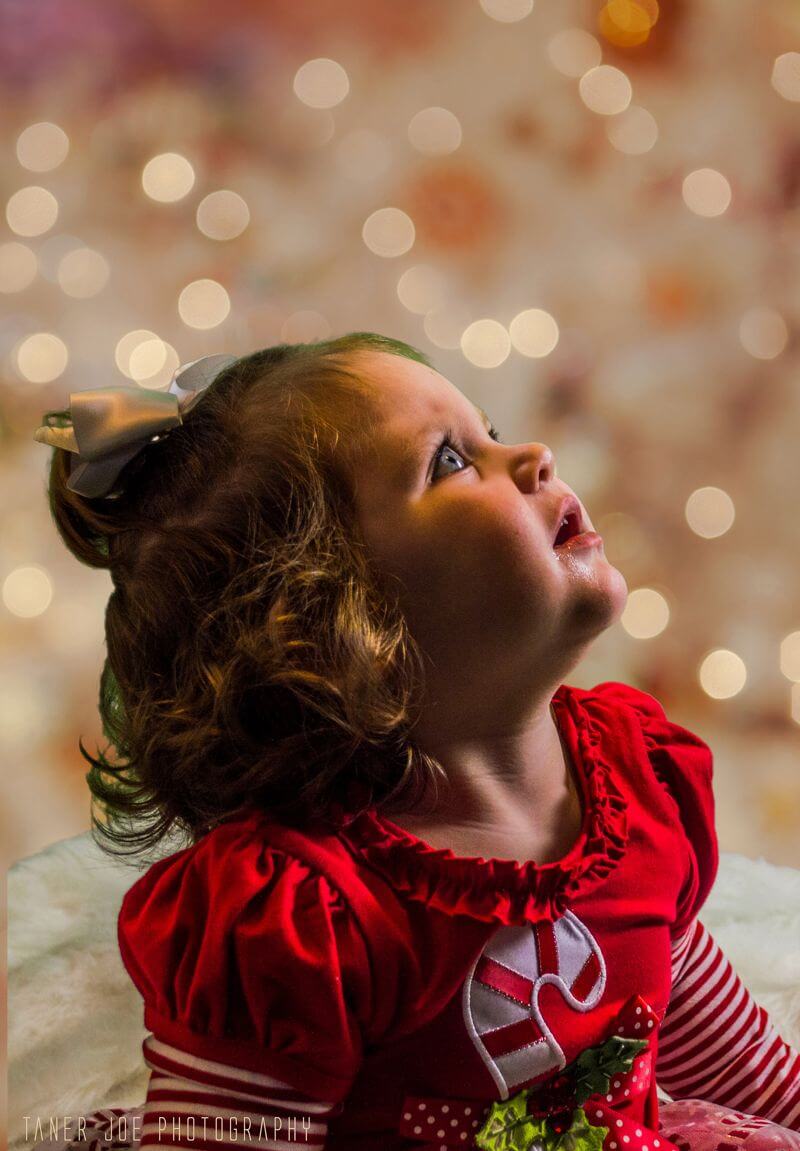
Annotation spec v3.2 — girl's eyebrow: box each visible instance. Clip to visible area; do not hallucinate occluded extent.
[392,401,495,486]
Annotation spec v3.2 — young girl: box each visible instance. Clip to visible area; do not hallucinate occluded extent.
[32,334,800,1151]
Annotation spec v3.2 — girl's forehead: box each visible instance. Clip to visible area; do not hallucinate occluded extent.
[346,350,464,428]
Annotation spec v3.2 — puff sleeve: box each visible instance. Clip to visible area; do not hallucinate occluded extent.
[117,828,371,1106]
[591,680,719,937]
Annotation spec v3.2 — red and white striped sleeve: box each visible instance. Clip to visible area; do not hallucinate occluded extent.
[656,916,800,1131]
[138,1034,339,1151]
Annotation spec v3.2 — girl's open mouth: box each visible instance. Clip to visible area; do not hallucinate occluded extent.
[553,509,603,552]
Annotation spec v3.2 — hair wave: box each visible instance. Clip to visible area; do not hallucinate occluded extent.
[41,333,447,862]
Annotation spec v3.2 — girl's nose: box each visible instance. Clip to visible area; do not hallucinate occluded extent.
[512,442,556,494]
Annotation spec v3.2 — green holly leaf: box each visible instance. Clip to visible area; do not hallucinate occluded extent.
[475,1098,610,1151]
[474,1091,547,1151]
[545,1107,609,1151]
[568,1035,650,1105]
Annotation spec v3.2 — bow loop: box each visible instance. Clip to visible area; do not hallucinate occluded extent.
[32,352,237,498]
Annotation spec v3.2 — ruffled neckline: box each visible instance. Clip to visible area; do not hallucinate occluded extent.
[337,683,629,925]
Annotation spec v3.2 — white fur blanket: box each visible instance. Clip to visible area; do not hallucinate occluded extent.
[7,832,800,1150]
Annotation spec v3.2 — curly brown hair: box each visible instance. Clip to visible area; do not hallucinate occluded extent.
[40,333,448,861]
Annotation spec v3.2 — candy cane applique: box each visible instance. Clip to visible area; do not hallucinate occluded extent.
[462,910,607,1099]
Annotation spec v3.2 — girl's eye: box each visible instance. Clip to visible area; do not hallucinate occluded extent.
[431,443,466,482]
[430,425,502,483]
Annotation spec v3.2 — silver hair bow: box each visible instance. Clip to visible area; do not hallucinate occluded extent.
[33,353,238,499]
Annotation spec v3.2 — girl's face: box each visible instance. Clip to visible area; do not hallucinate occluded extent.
[345,351,628,723]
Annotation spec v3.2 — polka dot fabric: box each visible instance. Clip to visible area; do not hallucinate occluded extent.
[657,1098,800,1151]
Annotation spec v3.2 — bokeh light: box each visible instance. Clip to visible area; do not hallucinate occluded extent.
[196,191,250,241]
[408,107,462,155]
[685,486,735,539]
[128,338,168,382]
[16,122,70,172]
[621,587,670,639]
[362,207,415,257]
[606,105,658,154]
[460,319,511,367]
[780,632,800,682]
[6,186,59,237]
[699,649,747,699]
[397,265,448,314]
[738,306,788,360]
[682,168,732,217]
[141,152,196,203]
[424,304,474,350]
[178,278,231,329]
[772,53,800,102]
[509,308,559,357]
[293,58,350,109]
[57,247,110,298]
[479,0,534,23]
[579,65,633,116]
[116,329,161,378]
[2,565,54,619]
[598,0,659,49]
[15,332,68,383]
[547,29,602,77]
[0,242,37,293]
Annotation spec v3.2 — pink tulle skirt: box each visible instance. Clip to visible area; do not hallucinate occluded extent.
[26,1097,800,1151]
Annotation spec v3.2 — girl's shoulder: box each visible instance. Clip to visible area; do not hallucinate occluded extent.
[116,806,381,1100]
[118,805,384,957]
[581,679,719,934]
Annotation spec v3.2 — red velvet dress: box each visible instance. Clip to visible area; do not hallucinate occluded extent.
[105,681,800,1151]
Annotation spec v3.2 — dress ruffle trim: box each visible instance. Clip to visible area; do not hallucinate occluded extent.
[339,684,629,925]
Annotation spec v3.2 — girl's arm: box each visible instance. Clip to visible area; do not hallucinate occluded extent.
[655,916,800,1131]
[137,1034,337,1150]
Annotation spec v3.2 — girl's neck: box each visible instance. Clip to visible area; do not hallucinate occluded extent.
[387,702,582,861]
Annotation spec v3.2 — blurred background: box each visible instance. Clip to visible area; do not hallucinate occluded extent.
[2,0,800,872]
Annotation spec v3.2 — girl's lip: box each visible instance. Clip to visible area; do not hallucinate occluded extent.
[554,530,603,552]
